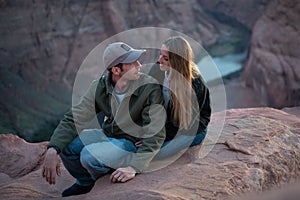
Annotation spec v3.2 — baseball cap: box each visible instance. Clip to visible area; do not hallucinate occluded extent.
[103,42,146,69]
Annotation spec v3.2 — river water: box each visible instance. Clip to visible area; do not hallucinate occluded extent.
[197,51,247,83]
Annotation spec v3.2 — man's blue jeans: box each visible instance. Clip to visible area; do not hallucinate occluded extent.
[60,129,137,186]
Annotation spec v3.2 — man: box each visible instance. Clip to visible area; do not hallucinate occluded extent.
[42,42,166,197]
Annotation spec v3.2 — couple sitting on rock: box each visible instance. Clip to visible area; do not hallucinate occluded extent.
[42,36,211,197]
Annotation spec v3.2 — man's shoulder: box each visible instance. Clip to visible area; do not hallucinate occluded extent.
[130,73,161,96]
[90,74,110,94]
[148,62,164,84]
[94,73,111,86]
[138,73,160,85]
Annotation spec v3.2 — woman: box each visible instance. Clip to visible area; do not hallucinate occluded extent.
[149,36,211,160]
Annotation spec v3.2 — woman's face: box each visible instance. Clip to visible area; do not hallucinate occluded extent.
[158,44,170,71]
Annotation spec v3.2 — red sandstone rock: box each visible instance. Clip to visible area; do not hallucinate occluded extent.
[0,134,48,178]
[0,107,299,199]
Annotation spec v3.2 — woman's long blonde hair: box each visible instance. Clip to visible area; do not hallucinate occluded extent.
[164,36,200,129]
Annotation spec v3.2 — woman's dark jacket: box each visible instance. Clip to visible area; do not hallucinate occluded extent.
[148,63,211,141]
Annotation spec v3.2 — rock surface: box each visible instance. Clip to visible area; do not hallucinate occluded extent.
[0,134,48,178]
[241,0,300,108]
[0,107,299,199]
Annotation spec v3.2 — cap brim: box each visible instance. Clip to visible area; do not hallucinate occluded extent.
[121,49,146,64]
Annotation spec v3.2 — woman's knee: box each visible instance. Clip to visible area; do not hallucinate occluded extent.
[190,130,207,147]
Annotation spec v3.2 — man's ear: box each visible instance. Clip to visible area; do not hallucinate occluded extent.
[111,66,121,75]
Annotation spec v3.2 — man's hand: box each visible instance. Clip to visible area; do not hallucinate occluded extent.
[110,166,136,183]
[134,140,143,147]
[42,148,61,185]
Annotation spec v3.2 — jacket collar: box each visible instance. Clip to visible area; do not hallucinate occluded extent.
[104,73,150,97]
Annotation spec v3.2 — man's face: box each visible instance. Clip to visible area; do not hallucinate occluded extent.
[120,61,141,80]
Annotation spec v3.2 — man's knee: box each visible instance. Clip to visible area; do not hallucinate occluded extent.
[80,147,100,169]
[80,147,110,174]
[62,136,84,156]
[79,129,107,145]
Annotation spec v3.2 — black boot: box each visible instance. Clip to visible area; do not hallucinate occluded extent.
[62,183,95,197]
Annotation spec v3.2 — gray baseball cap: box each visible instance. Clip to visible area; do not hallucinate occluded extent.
[103,42,146,69]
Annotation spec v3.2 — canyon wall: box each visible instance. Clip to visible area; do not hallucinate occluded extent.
[0,0,265,141]
[241,0,300,108]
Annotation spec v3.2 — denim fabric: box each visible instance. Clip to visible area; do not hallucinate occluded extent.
[60,135,94,186]
[80,137,137,180]
[154,129,207,160]
[60,129,137,186]
[189,130,207,147]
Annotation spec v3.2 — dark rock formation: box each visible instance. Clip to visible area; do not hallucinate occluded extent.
[196,0,274,56]
[197,0,274,29]
[241,0,300,108]
[0,107,299,199]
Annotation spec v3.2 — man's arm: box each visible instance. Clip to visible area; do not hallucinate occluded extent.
[42,79,100,184]
[47,79,100,154]
[109,82,166,183]
[127,83,166,173]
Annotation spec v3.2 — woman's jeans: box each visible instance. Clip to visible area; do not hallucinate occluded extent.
[146,130,207,171]
[60,129,137,186]
[153,129,207,160]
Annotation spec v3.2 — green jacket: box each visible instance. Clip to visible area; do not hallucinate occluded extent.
[48,73,166,172]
